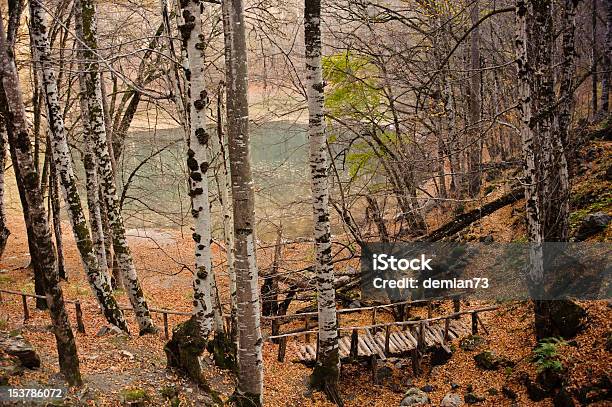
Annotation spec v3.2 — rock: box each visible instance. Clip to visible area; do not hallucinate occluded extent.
[537,368,563,392]
[553,387,575,407]
[420,384,434,393]
[575,212,611,241]
[525,377,550,401]
[96,325,124,337]
[399,387,429,406]
[440,393,463,407]
[464,392,485,404]
[549,300,586,338]
[460,335,484,351]
[2,336,40,369]
[486,388,498,396]
[450,383,460,390]
[120,350,135,360]
[473,351,498,370]
[479,235,494,244]
[348,300,362,309]
[375,366,393,384]
[502,386,517,400]
[473,350,514,370]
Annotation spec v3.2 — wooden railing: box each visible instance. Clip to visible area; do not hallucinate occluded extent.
[0,289,190,338]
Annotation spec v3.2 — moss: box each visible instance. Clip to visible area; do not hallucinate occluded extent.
[207,332,237,372]
[121,388,149,403]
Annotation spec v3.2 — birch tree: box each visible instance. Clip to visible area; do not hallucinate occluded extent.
[224,0,263,403]
[75,0,156,334]
[0,120,9,257]
[29,0,128,331]
[0,11,82,385]
[304,0,341,404]
[178,0,215,339]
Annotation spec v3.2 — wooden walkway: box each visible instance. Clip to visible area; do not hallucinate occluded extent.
[296,319,471,363]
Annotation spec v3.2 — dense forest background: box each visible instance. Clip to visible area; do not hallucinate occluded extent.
[0,0,610,406]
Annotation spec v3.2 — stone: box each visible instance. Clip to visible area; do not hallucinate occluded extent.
[440,393,463,407]
[420,384,434,393]
[575,212,611,241]
[375,366,393,384]
[2,336,40,369]
[460,335,484,351]
[473,351,498,370]
[348,300,362,309]
[96,325,124,337]
[553,387,575,407]
[120,350,135,360]
[486,388,498,396]
[450,383,460,390]
[399,387,429,406]
[549,300,586,338]
[464,393,485,404]
[502,386,517,400]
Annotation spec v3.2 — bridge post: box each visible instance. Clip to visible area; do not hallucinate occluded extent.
[277,337,287,362]
[471,312,478,334]
[384,325,390,354]
[444,317,450,342]
[22,295,29,321]
[350,329,358,359]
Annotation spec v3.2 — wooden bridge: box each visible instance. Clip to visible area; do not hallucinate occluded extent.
[263,298,497,375]
[296,317,472,363]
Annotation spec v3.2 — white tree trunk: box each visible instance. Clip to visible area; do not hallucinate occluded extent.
[0,12,82,385]
[0,120,9,257]
[29,0,127,331]
[178,0,215,338]
[75,0,156,334]
[304,0,341,401]
[224,0,263,403]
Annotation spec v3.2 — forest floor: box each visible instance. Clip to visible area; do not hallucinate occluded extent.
[0,134,610,406]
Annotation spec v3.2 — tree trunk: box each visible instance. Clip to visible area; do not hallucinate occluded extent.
[30,0,128,331]
[224,0,264,404]
[516,0,575,340]
[467,0,482,198]
[0,12,81,385]
[49,152,66,280]
[304,0,342,405]
[75,0,156,335]
[592,0,598,115]
[601,0,612,112]
[216,82,238,343]
[0,120,10,257]
[178,0,215,339]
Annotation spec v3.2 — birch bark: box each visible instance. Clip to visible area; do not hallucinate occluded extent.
[224,0,263,403]
[75,0,156,334]
[0,12,81,385]
[178,0,215,339]
[0,120,9,257]
[29,0,127,330]
[304,0,341,403]
[601,0,612,112]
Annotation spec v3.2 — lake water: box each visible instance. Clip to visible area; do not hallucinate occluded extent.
[119,120,313,240]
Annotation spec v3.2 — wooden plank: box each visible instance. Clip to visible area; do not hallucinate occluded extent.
[358,336,371,356]
[403,330,418,347]
[394,331,413,350]
[338,337,350,357]
[390,333,406,352]
[365,329,386,360]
